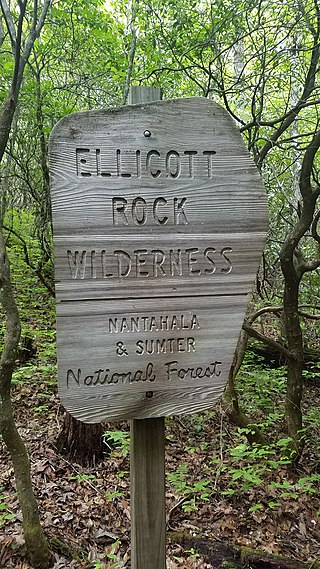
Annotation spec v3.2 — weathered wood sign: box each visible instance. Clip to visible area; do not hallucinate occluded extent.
[49,97,268,423]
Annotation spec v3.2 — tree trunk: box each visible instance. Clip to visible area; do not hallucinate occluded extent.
[280,265,304,458]
[279,130,320,460]
[222,329,267,445]
[56,411,105,467]
[0,228,50,568]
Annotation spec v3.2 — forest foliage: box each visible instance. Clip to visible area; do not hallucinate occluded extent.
[0,0,320,567]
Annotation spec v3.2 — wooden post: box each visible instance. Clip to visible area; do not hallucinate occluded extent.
[128,85,162,105]
[130,417,166,569]
[129,85,166,569]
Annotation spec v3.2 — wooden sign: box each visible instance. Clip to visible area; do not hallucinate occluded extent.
[49,97,268,423]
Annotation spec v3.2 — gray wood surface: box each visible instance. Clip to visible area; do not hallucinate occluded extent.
[129,85,166,569]
[49,97,268,423]
[128,85,162,105]
[130,417,165,569]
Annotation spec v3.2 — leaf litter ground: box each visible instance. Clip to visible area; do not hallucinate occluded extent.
[1,361,320,568]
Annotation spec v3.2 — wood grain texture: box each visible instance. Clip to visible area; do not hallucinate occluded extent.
[57,295,252,422]
[129,86,166,569]
[52,233,266,301]
[49,97,268,422]
[128,85,162,105]
[130,417,165,569]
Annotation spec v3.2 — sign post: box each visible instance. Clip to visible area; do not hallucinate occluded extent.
[128,87,166,569]
[49,92,268,568]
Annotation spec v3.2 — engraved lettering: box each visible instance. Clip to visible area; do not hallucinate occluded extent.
[165,360,222,381]
[141,316,148,330]
[150,316,158,331]
[112,197,188,226]
[101,250,114,278]
[108,318,118,333]
[100,363,156,384]
[152,249,166,276]
[191,315,200,330]
[184,150,197,178]
[131,317,139,332]
[76,148,91,177]
[96,149,101,175]
[94,369,105,385]
[135,337,196,355]
[166,150,181,178]
[153,197,168,225]
[204,247,216,274]
[181,315,189,329]
[221,247,233,273]
[114,249,131,277]
[160,316,168,330]
[203,150,217,178]
[135,248,149,277]
[145,363,156,382]
[146,150,161,177]
[186,247,201,275]
[187,337,196,352]
[120,319,129,333]
[107,314,200,333]
[112,197,128,225]
[157,339,166,353]
[67,368,81,387]
[67,361,223,389]
[132,198,147,225]
[91,250,97,278]
[66,247,233,279]
[170,249,182,276]
[174,197,188,224]
[136,150,141,178]
[67,250,87,279]
[171,315,178,330]
[75,148,218,178]
[117,149,131,178]
[84,374,94,386]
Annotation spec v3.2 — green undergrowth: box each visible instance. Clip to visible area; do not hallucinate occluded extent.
[1,209,56,373]
[1,208,320,563]
[167,356,320,516]
[0,487,16,527]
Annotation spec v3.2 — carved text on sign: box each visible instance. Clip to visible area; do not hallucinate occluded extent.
[66,359,222,388]
[76,148,217,179]
[108,314,200,333]
[49,98,269,421]
[112,197,188,226]
[135,337,196,354]
[67,247,233,279]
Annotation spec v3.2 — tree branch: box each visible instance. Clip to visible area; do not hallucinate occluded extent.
[0,0,17,55]
[2,224,55,297]
[0,13,5,50]
[300,129,320,198]
[242,321,297,361]
[122,1,138,105]
[257,15,320,170]
[312,210,320,244]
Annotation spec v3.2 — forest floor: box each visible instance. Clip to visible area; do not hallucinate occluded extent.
[1,346,320,568]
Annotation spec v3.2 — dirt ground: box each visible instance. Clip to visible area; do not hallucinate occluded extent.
[1,371,320,568]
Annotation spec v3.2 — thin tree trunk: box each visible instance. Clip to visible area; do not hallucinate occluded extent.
[0,228,50,567]
[279,129,320,460]
[222,329,267,445]
[121,1,138,105]
[280,255,304,458]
